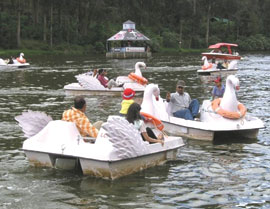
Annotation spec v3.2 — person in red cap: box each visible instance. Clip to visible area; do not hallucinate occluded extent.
[119,88,135,116]
[211,76,225,100]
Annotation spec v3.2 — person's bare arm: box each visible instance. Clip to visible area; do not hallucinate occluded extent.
[141,132,164,145]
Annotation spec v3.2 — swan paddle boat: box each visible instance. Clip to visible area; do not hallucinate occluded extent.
[64,62,147,96]
[0,53,30,69]
[115,61,147,84]
[198,56,239,77]
[198,43,241,77]
[141,76,264,141]
[15,111,184,180]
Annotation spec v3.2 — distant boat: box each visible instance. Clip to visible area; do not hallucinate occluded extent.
[198,43,241,76]
[201,43,241,60]
[64,62,147,96]
[0,60,30,69]
[0,53,30,69]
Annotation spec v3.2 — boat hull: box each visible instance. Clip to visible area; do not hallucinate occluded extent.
[162,120,261,141]
[162,121,214,141]
[197,68,237,76]
[64,83,144,96]
[21,119,184,180]
[201,53,241,60]
[24,150,80,170]
[0,63,30,70]
[80,148,178,180]
[23,146,181,180]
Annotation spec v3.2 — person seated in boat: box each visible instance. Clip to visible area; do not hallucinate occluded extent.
[86,68,98,78]
[62,96,102,138]
[126,103,164,145]
[222,60,229,69]
[119,88,135,116]
[97,68,123,89]
[7,56,14,64]
[217,61,226,69]
[166,80,199,120]
[211,76,225,100]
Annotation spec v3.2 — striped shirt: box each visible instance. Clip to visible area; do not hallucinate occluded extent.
[62,107,98,137]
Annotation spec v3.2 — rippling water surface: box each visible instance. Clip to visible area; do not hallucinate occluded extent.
[0,53,269,208]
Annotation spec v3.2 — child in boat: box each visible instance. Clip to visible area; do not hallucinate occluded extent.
[126,103,164,145]
[211,76,225,100]
[119,88,135,116]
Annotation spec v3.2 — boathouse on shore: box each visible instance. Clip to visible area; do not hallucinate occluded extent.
[106,20,151,59]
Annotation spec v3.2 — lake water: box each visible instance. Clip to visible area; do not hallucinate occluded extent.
[0,53,269,208]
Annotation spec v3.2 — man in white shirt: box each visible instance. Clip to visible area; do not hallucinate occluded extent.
[166,80,199,120]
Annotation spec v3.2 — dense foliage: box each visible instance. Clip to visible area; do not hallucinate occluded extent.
[1,0,270,53]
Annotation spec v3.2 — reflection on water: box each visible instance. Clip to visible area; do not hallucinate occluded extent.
[0,53,269,208]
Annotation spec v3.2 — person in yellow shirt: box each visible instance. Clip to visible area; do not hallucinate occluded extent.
[62,96,101,138]
[119,88,135,116]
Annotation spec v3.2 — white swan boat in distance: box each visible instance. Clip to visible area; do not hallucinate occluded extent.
[0,58,30,69]
[141,77,264,141]
[15,111,184,180]
[197,56,238,77]
[64,62,147,96]
[198,43,241,76]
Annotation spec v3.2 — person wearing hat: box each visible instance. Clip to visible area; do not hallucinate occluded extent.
[166,80,199,120]
[211,76,225,100]
[119,88,135,116]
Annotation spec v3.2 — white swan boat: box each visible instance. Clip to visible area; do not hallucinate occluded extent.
[15,112,184,180]
[115,61,147,84]
[64,62,147,96]
[198,43,241,77]
[0,57,30,69]
[197,56,238,77]
[141,76,264,141]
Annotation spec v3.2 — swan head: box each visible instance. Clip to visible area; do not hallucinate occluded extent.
[227,75,240,91]
[144,83,160,101]
[135,62,146,70]
[20,53,24,57]
[153,86,160,101]
[202,56,207,61]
